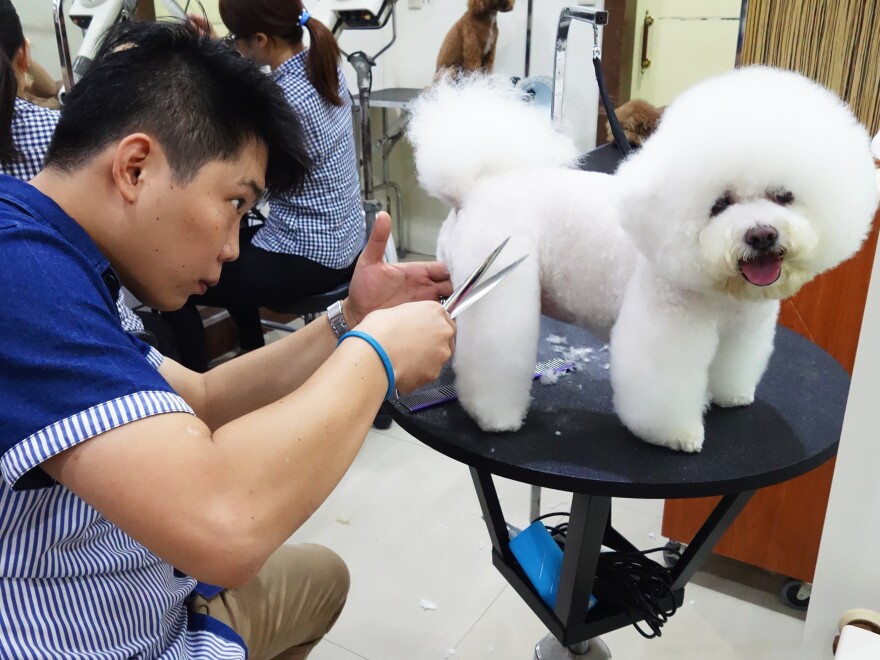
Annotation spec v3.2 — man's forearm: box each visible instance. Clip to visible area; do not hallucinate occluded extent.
[27,60,61,99]
[208,339,388,565]
[45,336,389,588]
[199,314,341,429]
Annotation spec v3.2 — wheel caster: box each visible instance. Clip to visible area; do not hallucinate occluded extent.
[781,579,811,610]
[663,541,683,568]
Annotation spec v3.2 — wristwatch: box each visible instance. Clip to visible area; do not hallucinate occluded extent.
[327,300,351,339]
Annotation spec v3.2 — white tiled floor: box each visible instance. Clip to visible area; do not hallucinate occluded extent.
[288,422,817,660]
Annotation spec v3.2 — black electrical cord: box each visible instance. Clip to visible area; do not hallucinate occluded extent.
[593,546,679,639]
[533,512,680,639]
[533,511,570,544]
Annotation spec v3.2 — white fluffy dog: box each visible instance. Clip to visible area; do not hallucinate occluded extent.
[407,67,879,452]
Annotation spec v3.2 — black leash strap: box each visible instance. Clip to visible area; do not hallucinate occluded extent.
[593,57,632,157]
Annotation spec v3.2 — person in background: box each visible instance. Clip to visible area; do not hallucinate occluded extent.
[21,58,62,109]
[0,0,145,332]
[13,0,157,113]
[164,0,366,372]
[1,0,58,177]
[0,19,454,659]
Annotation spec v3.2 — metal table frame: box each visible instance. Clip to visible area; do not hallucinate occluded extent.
[475,469,753,646]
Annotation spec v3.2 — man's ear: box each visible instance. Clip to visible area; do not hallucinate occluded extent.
[111,134,155,204]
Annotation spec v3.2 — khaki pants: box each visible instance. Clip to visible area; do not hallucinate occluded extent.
[188,543,350,660]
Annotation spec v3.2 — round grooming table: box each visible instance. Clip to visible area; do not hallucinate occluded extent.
[390,316,848,649]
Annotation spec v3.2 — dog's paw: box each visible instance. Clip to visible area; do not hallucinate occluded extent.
[663,431,704,453]
[638,425,705,453]
[711,392,755,408]
[467,405,527,433]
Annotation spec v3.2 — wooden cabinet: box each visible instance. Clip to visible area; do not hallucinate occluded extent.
[662,208,880,583]
[628,0,742,106]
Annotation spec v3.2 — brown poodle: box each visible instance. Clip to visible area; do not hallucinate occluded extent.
[605,99,664,147]
[436,0,515,75]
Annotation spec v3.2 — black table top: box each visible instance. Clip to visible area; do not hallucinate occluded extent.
[577,142,628,174]
[390,317,849,498]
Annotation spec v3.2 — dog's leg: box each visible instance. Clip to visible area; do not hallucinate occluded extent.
[610,265,719,452]
[452,235,540,432]
[709,300,779,407]
[461,25,488,71]
[483,35,498,71]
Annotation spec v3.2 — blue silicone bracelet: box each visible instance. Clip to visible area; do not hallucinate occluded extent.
[337,330,396,400]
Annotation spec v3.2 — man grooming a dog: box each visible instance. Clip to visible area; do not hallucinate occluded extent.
[0,19,455,660]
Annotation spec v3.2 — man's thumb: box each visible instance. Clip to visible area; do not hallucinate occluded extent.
[362,212,392,263]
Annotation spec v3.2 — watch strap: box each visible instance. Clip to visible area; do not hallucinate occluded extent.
[327,300,351,339]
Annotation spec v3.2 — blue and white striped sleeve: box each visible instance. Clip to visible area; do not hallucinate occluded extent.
[0,226,192,490]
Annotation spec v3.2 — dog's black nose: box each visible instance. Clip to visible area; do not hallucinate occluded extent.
[745,225,778,252]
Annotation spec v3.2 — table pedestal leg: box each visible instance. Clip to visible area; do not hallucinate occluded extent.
[669,490,755,591]
[534,633,611,659]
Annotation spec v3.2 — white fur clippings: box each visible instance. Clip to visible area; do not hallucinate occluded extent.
[408,67,879,452]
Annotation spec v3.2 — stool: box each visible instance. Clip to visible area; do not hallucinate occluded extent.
[259,282,350,333]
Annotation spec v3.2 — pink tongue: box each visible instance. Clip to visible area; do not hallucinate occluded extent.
[740,254,782,286]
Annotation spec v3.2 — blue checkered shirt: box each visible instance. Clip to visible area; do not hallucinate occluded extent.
[3,97,58,182]
[251,51,365,268]
[1,98,144,334]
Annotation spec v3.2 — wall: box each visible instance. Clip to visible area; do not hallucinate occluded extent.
[801,206,880,654]
[18,2,73,79]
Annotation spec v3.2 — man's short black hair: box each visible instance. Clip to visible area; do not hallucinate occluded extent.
[45,20,311,196]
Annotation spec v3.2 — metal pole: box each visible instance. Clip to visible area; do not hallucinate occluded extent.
[551,8,609,129]
[524,0,534,77]
[53,0,75,94]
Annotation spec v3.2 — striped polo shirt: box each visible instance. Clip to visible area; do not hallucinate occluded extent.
[0,175,245,658]
[251,50,366,268]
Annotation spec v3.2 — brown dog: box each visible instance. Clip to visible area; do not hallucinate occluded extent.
[605,99,664,147]
[435,0,515,75]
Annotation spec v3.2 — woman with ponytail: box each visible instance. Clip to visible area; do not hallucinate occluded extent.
[0,0,59,179]
[165,0,366,372]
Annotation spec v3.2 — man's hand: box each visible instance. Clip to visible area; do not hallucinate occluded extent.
[345,212,453,325]
[356,301,456,393]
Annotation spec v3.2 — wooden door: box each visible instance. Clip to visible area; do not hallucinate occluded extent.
[628,0,741,107]
[661,208,880,583]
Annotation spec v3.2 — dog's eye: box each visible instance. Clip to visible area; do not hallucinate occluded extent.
[769,189,795,206]
[710,194,734,217]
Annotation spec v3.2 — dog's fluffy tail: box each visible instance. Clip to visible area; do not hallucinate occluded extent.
[407,73,579,208]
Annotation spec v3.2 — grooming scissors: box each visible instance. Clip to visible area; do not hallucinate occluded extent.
[442,237,528,319]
